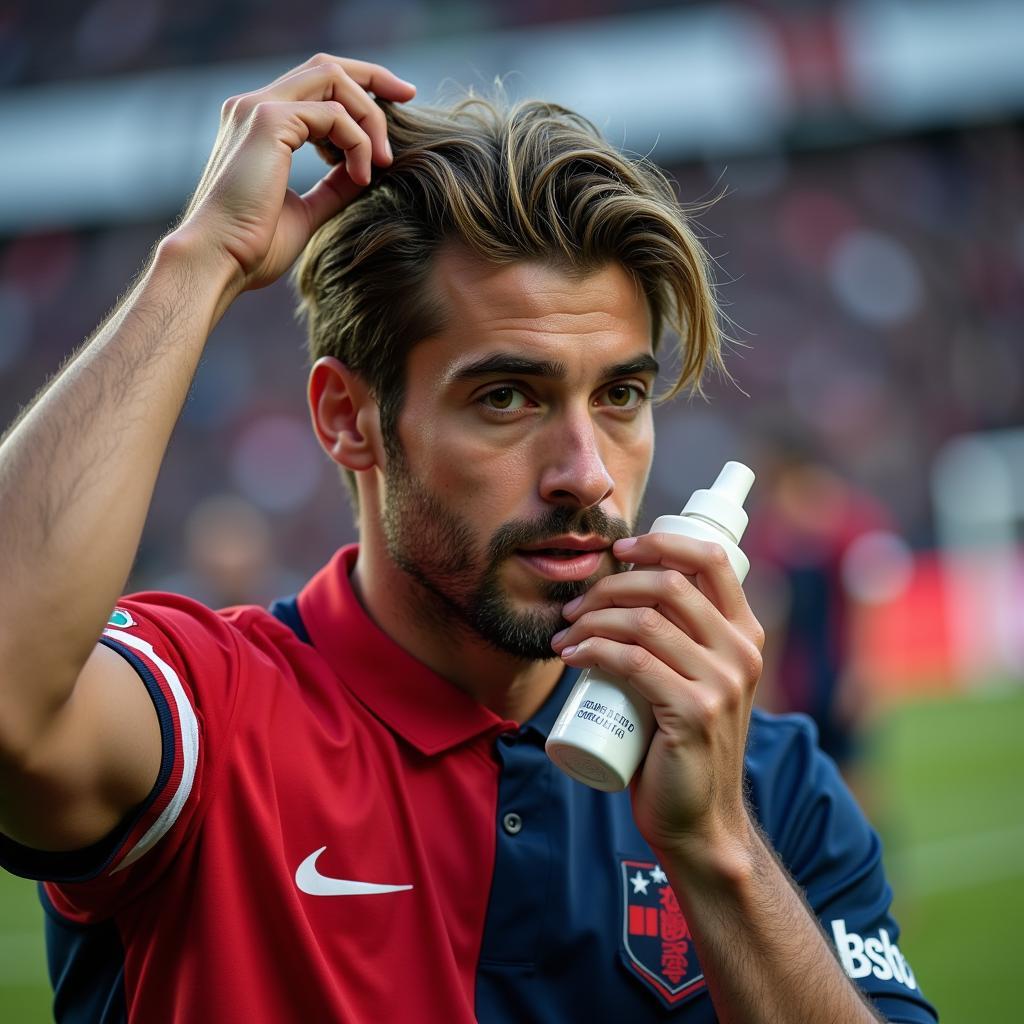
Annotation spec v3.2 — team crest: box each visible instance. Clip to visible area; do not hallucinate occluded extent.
[619,857,706,1009]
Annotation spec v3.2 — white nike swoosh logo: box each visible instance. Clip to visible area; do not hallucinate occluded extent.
[295,846,414,897]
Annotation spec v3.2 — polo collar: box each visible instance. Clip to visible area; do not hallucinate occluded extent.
[298,545,524,756]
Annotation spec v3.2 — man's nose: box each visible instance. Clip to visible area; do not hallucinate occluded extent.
[538,413,614,510]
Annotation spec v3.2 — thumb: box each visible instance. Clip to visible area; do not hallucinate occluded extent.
[301,163,366,232]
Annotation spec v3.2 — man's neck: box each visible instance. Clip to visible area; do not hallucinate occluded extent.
[349,545,564,724]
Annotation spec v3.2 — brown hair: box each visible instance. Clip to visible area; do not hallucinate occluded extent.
[294,93,724,468]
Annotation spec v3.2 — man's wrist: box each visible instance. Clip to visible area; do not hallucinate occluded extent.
[651,811,765,895]
[156,226,245,324]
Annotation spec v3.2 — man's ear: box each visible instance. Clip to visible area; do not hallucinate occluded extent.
[308,357,383,472]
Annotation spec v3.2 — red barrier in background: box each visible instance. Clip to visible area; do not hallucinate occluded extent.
[854,550,1024,698]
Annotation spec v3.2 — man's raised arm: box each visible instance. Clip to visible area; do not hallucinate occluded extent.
[0,55,415,852]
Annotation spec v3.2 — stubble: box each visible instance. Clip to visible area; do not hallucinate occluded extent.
[381,451,635,660]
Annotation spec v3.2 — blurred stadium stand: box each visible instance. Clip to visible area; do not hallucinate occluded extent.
[3,0,1024,229]
[0,0,1021,694]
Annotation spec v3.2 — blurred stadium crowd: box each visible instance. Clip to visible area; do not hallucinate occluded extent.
[0,0,1021,610]
[4,0,720,85]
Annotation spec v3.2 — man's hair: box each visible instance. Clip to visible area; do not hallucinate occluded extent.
[294,93,725,489]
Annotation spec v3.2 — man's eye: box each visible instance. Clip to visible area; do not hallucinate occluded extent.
[603,384,645,409]
[482,387,527,412]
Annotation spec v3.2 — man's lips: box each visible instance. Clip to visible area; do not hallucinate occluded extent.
[514,537,612,581]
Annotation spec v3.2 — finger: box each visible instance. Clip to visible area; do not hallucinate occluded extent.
[335,57,417,101]
[259,63,394,167]
[552,606,706,680]
[560,637,747,738]
[613,533,749,622]
[556,597,761,692]
[266,54,416,103]
[335,82,391,167]
[561,569,721,649]
[273,55,416,104]
[258,99,374,185]
[559,636,706,716]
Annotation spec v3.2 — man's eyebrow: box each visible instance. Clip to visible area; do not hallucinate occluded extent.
[605,355,660,379]
[447,354,568,383]
[446,352,660,384]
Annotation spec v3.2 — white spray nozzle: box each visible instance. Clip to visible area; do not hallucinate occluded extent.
[680,460,755,545]
[712,461,755,507]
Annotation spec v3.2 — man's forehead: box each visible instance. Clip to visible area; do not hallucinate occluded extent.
[416,249,654,390]
[430,245,649,330]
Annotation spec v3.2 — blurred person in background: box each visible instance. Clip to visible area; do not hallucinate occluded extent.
[156,493,303,608]
[0,54,936,1022]
[746,428,893,804]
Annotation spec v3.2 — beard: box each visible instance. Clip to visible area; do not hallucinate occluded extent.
[380,450,636,660]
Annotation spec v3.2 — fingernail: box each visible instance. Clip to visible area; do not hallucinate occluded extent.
[551,628,568,647]
[562,595,583,616]
[561,645,578,657]
[385,138,393,161]
[614,537,637,552]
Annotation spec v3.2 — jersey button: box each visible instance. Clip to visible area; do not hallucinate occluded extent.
[502,812,523,836]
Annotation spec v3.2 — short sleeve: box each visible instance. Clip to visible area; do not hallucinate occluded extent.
[745,710,939,1023]
[0,592,246,914]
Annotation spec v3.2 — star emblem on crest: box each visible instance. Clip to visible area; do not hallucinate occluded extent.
[630,870,650,895]
[650,865,668,884]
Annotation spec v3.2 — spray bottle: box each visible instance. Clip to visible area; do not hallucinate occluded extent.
[545,461,755,791]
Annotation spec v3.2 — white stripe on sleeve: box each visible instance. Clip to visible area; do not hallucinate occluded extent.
[102,628,200,874]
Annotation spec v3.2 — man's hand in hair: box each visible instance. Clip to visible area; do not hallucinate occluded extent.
[170,54,416,300]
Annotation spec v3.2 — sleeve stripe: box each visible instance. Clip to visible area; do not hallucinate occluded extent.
[102,628,200,873]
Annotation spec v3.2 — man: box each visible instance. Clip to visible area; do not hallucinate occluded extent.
[0,55,936,1022]
[746,431,894,801]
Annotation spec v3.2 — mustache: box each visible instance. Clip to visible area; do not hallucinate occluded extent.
[487,506,634,562]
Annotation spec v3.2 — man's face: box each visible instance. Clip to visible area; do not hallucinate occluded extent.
[380,250,657,660]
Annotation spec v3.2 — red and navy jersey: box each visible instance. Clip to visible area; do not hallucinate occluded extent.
[0,546,937,1022]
